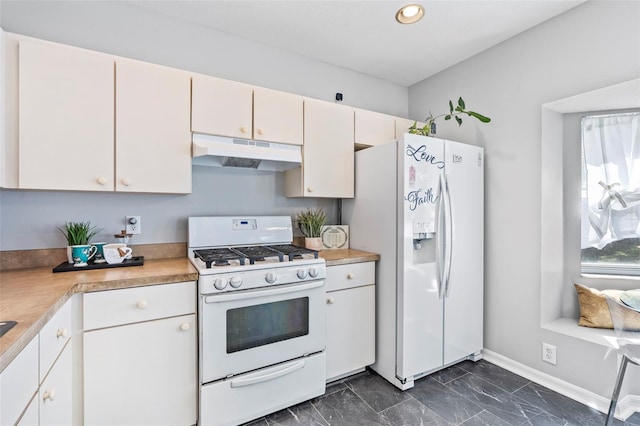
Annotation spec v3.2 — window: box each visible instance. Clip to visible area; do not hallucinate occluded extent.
[581,112,640,275]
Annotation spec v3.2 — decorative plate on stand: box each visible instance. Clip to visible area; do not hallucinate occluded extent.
[320,226,349,250]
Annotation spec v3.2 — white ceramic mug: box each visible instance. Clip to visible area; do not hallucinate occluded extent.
[103,244,133,264]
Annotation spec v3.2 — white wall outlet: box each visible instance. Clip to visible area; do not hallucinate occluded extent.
[125,216,141,235]
[542,343,557,365]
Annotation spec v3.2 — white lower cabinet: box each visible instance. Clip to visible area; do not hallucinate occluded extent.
[0,297,74,426]
[325,262,376,381]
[0,336,38,425]
[83,282,197,426]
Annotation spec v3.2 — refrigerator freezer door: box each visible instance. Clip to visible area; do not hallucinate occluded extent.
[443,140,484,365]
[397,134,445,380]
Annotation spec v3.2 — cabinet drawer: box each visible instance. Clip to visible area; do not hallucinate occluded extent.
[83,281,196,330]
[40,299,71,380]
[325,262,375,292]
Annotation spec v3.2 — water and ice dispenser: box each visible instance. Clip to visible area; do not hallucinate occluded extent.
[412,216,436,263]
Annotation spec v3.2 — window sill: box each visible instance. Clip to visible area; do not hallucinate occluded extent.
[542,317,617,349]
[581,273,640,281]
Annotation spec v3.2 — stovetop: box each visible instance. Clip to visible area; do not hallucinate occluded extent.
[192,244,319,269]
[187,216,326,290]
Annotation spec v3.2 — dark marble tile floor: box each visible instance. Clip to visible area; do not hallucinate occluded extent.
[244,359,640,426]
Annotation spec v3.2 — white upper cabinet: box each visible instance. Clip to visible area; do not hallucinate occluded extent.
[192,77,303,146]
[18,40,114,191]
[115,59,191,194]
[253,87,303,145]
[285,98,354,198]
[191,74,253,138]
[354,108,396,148]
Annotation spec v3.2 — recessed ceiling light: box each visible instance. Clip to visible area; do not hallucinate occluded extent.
[395,4,424,24]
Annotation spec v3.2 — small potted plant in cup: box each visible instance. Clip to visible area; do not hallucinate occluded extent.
[58,221,101,264]
[296,208,326,251]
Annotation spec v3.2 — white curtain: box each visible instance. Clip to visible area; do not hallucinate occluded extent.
[582,112,640,249]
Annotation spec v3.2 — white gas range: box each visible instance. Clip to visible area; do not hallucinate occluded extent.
[188,216,327,426]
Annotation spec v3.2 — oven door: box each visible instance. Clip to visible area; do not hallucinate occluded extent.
[200,279,325,383]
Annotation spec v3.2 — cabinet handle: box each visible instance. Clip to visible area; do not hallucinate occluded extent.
[347,273,355,279]
[327,297,335,304]
[122,178,132,186]
[56,328,68,338]
[257,128,264,135]
[137,300,148,309]
[180,323,191,331]
[307,187,313,193]
[97,177,107,185]
[43,388,56,401]
[240,126,249,134]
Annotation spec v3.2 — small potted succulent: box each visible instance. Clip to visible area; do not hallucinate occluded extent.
[58,221,101,263]
[296,208,327,251]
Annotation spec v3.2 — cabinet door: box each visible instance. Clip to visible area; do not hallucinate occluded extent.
[253,87,303,145]
[192,74,253,138]
[285,98,354,198]
[83,314,197,426]
[326,285,375,381]
[18,40,114,191]
[0,336,38,426]
[115,59,191,194]
[354,108,396,147]
[40,341,72,426]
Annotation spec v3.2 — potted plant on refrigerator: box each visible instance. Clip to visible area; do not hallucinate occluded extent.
[409,96,491,136]
[58,221,101,263]
[297,208,326,251]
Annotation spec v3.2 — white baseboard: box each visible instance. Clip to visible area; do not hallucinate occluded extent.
[482,349,640,421]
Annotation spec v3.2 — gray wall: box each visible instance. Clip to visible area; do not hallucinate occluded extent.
[408,1,640,397]
[0,1,408,251]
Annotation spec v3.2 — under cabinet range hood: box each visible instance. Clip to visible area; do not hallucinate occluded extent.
[192,133,302,171]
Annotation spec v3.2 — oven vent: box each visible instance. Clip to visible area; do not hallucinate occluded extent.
[222,156,261,169]
[192,133,301,172]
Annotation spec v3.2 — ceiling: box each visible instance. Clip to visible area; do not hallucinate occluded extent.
[124,0,585,87]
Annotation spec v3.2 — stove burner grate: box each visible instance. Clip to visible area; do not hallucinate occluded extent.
[193,244,319,269]
[266,244,319,261]
[193,248,247,269]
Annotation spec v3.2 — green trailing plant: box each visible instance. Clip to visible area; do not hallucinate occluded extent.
[297,208,327,238]
[409,97,491,137]
[58,221,101,246]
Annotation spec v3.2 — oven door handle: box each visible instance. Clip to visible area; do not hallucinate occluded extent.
[229,360,306,388]
[203,280,324,304]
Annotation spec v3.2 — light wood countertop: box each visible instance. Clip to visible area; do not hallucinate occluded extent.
[319,249,380,266]
[0,258,197,372]
[0,250,379,373]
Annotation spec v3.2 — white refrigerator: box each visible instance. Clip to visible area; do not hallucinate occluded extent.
[343,133,484,390]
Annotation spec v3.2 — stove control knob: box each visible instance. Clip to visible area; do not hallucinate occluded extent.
[213,278,227,290]
[296,269,308,279]
[308,267,319,278]
[265,272,277,284]
[229,276,243,288]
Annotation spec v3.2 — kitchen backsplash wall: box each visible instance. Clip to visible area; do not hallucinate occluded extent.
[0,166,337,251]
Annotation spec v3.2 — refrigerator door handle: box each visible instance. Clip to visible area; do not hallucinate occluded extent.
[437,173,446,299]
[443,173,454,297]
